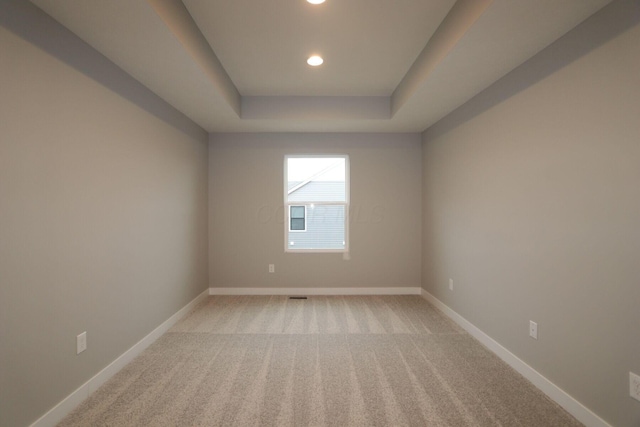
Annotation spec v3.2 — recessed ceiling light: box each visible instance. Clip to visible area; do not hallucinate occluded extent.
[307,0,325,4]
[307,55,324,66]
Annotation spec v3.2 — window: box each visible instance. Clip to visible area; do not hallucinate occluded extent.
[285,155,349,252]
[289,206,306,231]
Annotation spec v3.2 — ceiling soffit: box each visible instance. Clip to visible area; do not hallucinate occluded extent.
[150,0,489,122]
[29,0,613,132]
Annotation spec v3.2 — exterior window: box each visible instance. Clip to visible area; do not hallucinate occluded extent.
[285,155,349,252]
[289,206,306,231]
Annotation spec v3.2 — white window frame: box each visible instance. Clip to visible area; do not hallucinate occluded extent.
[284,154,350,253]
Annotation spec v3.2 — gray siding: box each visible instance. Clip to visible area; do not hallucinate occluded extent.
[288,205,345,250]
[287,181,346,202]
[287,180,347,250]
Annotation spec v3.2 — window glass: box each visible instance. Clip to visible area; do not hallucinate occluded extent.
[290,206,306,231]
[285,155,349,252]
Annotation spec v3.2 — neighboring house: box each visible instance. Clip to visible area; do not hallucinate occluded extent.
[287,181,346,250]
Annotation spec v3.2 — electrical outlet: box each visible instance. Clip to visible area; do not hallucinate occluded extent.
[529,321,538,340]
[449,278,453,291]
[268,264,275,273]
[630,372,640,402]
[77,331,87,354]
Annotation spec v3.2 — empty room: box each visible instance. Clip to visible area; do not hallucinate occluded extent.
[1,0,639,426]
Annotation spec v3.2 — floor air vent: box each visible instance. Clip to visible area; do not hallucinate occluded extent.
[289,296,307,300]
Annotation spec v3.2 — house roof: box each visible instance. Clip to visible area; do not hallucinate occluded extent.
[288,160,343,195]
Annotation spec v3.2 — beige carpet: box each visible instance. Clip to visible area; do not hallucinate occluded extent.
[58,295,582,426]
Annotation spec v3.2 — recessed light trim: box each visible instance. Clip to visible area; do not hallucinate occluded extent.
[307,55,324,66]
[307,0,325,4]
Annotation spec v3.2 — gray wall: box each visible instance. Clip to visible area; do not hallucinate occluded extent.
[209,133,422,289]
[0,5,209,426]
[421,1,640,426]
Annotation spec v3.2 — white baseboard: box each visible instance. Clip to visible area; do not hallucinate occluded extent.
[33,287,605,426]
[30,288,210,427]
[420,289,611,427]
[209,287,421,296]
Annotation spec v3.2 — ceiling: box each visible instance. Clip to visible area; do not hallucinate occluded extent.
[31,0,611,133]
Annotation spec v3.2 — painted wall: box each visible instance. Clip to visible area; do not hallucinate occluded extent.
[421,1,640,426]
[209,133,421,290]
[0,4,209,426]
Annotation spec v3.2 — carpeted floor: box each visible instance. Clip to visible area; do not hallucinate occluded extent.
[58,295,582,426]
